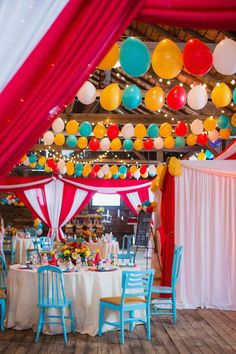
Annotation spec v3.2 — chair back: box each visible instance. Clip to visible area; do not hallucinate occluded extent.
[0,255,7,289]
[171,245,183,288]
[3,236,13,251]
[37,266,67,307]
[33,237,42,253]
[122,235,134,254]
[121,270,154,304]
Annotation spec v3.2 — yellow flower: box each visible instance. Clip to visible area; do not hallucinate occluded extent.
[72,252,77,260]
[64,250,70,256]
[85,250,90,257]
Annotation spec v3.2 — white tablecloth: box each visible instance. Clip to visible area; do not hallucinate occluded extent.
[6,264,142,336]
[13,238,34,264]
[87,241,119,259]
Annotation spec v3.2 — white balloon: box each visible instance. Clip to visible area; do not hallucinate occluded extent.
[154,137,164,150]
[77,81,97,105]
[52,117,65,133]
[100,137,111,150]
[148,165,156,175]
[43,131,54,145]
[134,170,141,180]
[190,119,203,135]
[23,157,29,166]
[97,170,104,178]
[208,129,219,142]
[37,229,43,236]
[121,123,134,139]
[101,164,110,174]
[57,159,65,170]
[187,85,208,110]
[60,166,67,175]
[213,38,236,75]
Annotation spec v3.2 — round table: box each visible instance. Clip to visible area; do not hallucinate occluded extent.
[13,238,34,264]
[6,264,141,336]
[86,241,119,259]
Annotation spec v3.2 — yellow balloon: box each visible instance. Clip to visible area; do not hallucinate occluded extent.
[133,139,144,151]
[141,172,148,178]
[152,39,183,79]
[160,123,172,137]
[164,136,175,149]
[100,83,121,111]
[144,86,165,111]
[211,83,232,107]
[82,170,89,177]
[186,134,197,146]
[67,168,75,176]
[105,171,112,179]
[93,123,106,139]
[66,161,74,170]
[219,128,231,139]
[119,173,126,180]
[231,113,236,127]
[130,165,137,174]
[204,117,216,131]
[110,138,121,150]
[111,165,118,174]
[77,136,88,149]
[97,43,119,70]
[66,120,78,134]
[54,133,65,146]
[45,165,52,173]
[134,124,147,138]
[29,162,37,168]
[83,163,92,174]
[38,156,46,165]
[198,152,206,160]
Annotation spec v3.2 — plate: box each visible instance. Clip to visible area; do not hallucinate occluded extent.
[91,268,117,272]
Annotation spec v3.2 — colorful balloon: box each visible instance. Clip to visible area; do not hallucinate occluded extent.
[147,124,159,138]
[43,131,54,145]
[154,137,164,149]
[111,165,118,174]
[120,37,150,77]
[186,134,197,146]
[187,85,208,110]
[122,84,142,109]
[160,123,172,137]
[110,138,122,150]
[66,120,78,134]
[123,139,133,150]
[211,83,232,107]
[100,137,111,150]
[52,117,65,133]
[219,128,231,139]
[144,138,154,150]
[164,136,175,149]
[29,154,37,163]
[38,156,46,166]
[218,114,229,129]
[197,133,208,145]
[79,121,92,137]
[152,39,183,79]
[175,121,188,137]
[54,133,65,146]
[98,43,119,70]
[133,139,143,151]
[166,85,186,110]
[121,123,134,139]
[190,119,203,135]
[175,137,185,147]
[119,165,127,174]
[100,83,121,111]
[93,123,106,139]
[183,39,213,75]
[204,117,216,131]
[231,113,236,127]
[77,136,88,149]
[144,86,165,111]
[213,38,236,75]
[205,150,214,159]
[233,88,236,104]
[198,152,206,160]
[93,165,100,173]
[89,137,100,151]
[66,135,77,147]
[107,124,119,139]
[134,124,146,139]
[77,81,96,105]
[208,129,219,142]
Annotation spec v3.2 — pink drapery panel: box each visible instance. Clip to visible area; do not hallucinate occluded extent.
[137,0,236,29]
[0,0,144,177]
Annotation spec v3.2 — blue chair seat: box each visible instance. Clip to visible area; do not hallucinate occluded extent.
[38,298,73,308]
[152,286,172,294]
[100,296,145,306]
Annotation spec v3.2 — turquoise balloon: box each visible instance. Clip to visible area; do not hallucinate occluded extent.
[149,173,156,177]
[120,38,150,77]
[147,124,159,138]
[113,173,119,179]
[75,169,82,177]
[123,139,133,150]
[175,137,185,147]
[75,163,83,171]
[230,125,236,135]
[36,164,43,170]
[119,165,127,174]
[66,135,77,147]
[142,200,151,206]
[233,87,236,104]
[205,149,214,159]
[122,85,142,109]
[79,121,92,137]
[218,114,229,129]
[29,154,37,163]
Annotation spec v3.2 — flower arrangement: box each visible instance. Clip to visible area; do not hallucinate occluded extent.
[59,241,90,263]
[5,226,18,236]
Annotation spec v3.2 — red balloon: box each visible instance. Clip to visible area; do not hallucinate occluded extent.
[93,165,100,173]
[47,158,55,168]
[197,133,208,145]
[144,138,154,150]
[89,137,100,151]
[107,124,119,140]
[140,165,147,174]
[89,170,97,179]
[183,39,213,76]
[146,206,153,213]
[126,171,133,179]
[166,86,186,110]
[175,121,188,136]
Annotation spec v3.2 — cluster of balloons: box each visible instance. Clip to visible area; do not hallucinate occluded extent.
[0,194,24,207]
[196,150,214,161]
[136,201,157,213]
[33,218,44,236]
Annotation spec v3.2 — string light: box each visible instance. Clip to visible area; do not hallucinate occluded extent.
[159,78,163,83]
[167,80,171,85]
[231,79,235,85]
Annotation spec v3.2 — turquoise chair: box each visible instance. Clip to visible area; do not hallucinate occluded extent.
[98,269,154,344]
[3,236,15,264]
[151,245,183,324]
[40,237,52,252]
[27,237,42,262]
[117,235,136,264]
[36,265,75,344]
[0,256,7,291]
[0,289,6,331]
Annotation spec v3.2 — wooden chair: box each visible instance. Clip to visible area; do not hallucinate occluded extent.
[36,265,75,344]
[151,245,183,324]
[0,256,7,291]
[98,269,154,344]
[0,289,6,331]
[117,235,136,264]
[3,236,15,264]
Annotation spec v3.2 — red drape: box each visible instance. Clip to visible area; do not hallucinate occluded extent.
[160,169,175,286]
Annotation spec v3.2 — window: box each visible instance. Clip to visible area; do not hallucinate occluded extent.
[92,193,120,207]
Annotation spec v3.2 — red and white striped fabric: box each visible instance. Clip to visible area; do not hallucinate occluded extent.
[215,140,236,160]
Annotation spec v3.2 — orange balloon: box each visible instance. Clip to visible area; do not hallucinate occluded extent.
[144,86,165,111]
[219,128,231,139]
[97,43,119,70]
[186,134,197,146]
[133,139,144,151]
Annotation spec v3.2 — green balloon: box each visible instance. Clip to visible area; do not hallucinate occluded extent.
[147,124,159,138]
[66,135,77,147]
[123,139,133,150]
[175,137,185,147]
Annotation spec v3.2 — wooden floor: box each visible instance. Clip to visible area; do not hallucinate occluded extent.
[1,309,236,354]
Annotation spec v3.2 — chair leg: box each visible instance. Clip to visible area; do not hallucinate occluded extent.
[146,305,151,341]
[0,300,5,332]
[36,308,44,343]
[69,303,75,334]
[98,302,104,336]
[61,308,67,344]
[172,293,177,324]
[120,310,125,344]
[129,310,134,332]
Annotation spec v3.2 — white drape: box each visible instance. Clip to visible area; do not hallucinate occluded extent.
[24,188,47,224]
[175,161,236,309]
[44,179,64,229]
[0,0,68,91]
